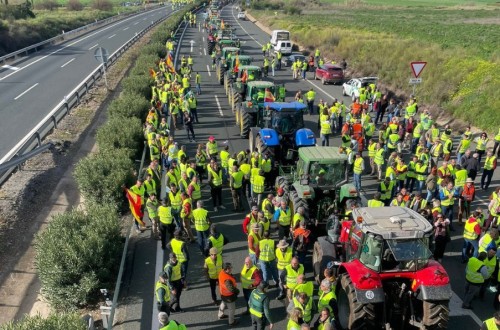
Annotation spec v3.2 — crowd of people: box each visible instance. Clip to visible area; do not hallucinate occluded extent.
[123,4,500,330]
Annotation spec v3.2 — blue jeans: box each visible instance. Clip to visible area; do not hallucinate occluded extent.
[196,83,201,94]
[417,180,425,193]
[457,152,463,165]
[196,229,209,254]
[462,239,479,261]
[259,260,279,286]
[441,205,454,229]
[353,173,362,193]
[321,134,330,146]
[250,253,258,266]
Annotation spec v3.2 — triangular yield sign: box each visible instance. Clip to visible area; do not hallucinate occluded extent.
[411,62,427,78]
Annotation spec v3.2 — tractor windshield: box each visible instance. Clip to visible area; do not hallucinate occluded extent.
[271,110,304,135]
[382,239,432,271]
[250,86,275,102]
[309,162,347,187]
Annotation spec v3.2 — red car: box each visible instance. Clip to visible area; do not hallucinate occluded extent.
[314,64,344,85]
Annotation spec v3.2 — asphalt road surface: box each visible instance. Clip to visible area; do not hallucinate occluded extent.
[114,5,500,330]
[0,5,178,165]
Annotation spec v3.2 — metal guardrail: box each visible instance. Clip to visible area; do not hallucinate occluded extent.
[0,9,177,186]
[0,4,162,65]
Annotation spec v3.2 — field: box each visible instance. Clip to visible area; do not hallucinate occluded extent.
[250,0,500,131]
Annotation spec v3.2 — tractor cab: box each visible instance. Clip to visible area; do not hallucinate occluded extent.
[226,55,252,79]
[263,101,307,136]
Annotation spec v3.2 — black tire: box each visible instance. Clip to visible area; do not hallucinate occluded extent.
[422,300,449,329]
[290,190,309,219]
[313,237,336,284]
[240,108,251,138]
[322,77,326,85]
[314,73,318,80]
[232,93,240,114]
[224,77,229,94]
[275,176,290,195]
[228,89,232,105]
[337,274,378,330]
[255,134,275,158]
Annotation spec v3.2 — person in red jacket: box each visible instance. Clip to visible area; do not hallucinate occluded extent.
[242,205,259,235]
[460,178,476,224]
[218,263,240,326]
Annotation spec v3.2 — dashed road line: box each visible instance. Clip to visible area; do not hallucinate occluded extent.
[214,95,224,117]
[206,64,211,77]
[60,58,75,68]
[108,34,116,39]
[88,44,99,50]
[14,83,38,100]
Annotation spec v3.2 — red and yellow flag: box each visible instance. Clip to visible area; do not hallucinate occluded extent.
[126,189,145,226]
[149,68,156,79]
[166,52,176,73]
[233,56,240,73]
[264,89,275,102]
[241,70,248,83]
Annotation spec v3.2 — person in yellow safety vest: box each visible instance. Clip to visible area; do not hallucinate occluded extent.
[479,247,498,300]
[378,177,395,206]
[479,228,500,254]
[352,152,364,195]
[230,164,245,212]
[440,181,458,231]
[155,273,171,314]
[252,169,266,207]
[166,228,190,287]
[274,200,292,241]
[481,312,500,330]
[387,131,400,154]
[177,171,189,194]
[146,194,160,240]
[463,251,488,309]
[493,128,500,157]
[207,160,225,212]
[180,193,195,243]
[456,131,472,164]
[320,108,332,146]
[262,193,275,222]
[240,158,252,198]
[187,55,193,70]
[163,252,185,313]
[430,139,443,166]
[315,307,336,330]
[481,150,497,190]
[288,292,313,324]
[206,135,219,160]
[408,192,427,212]
[143,174,157,198]
[414,159,428,194]
[287,307,303,330]
[158,199,175,249]
[306,88,316,115]
[262,44,267,56]
[292,274,314,300]
[204,247,223,305]
[241,256,262,313]
[280,257,304,301]
[258,230,280,287]
[248,283,275,329]
[220,145,230,184]
[474,132,489,163]
[374,143,385,181]
[317,278,337,316]
[193,200,212,254]
[275,239,293,300]
[437,161,451,186]
[390,193,407,207]
[206,223,228,257]
[367,139,377,175]
[260,152,273,188]
[367,192,385,207]
[248,223,261,265]
[292,206,305,230]
[187,175,201,206]
[195,145,208,182]
[395,159,408,191]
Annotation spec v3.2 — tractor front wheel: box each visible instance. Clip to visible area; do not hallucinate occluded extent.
[240,108,251,138]
[256,134,275,158]
[337,274,378,330]
[422,300,450,329]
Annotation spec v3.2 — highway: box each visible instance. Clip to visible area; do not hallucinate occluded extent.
[0,5,178,165]
[113,4,500,330]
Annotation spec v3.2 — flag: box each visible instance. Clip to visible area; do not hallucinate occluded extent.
[126,189,145,226]
[233,55,240,73]
[264,89,275,102]
[241,70,248,83]
[149,68,156,79]
[166,52,176,73]
[221,19,225,30]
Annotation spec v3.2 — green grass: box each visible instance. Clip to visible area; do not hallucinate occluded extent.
[250,0,500,131]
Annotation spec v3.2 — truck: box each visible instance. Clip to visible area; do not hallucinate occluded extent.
[247,102,316,163]
[313,206,452,330]
[275,146,358,225]
[270,29,290,46]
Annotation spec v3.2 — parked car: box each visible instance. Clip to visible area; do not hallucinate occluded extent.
[314,64,344,85]
[237,11,246,19]
[282,53,306,67]
[342,77,379,101]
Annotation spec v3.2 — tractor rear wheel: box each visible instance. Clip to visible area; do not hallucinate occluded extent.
[240,108,251,138]
[290,190,309,219]
[275,176,290,195]
[256,134,274,158]
[422,300,449,329]
[337,274,378,330]
[224,77,229,94]
[313,237,337,284]
[232,93,240,114]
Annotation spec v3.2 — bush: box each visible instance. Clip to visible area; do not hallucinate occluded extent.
[96,116,143,159]
[91,0,113,11]
[35,203,123,311]
[74,149,135,205]
[0,3,35,20]
[67,0,84,11]
[122,75,153,99]
[35,0,59,11]
[0,313,86,330]
[131,54,161,77]
[142,41,167,58]
[284,6,301,15]
[108,92,150,119]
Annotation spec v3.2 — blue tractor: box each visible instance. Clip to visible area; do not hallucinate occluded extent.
[248,101,316,164]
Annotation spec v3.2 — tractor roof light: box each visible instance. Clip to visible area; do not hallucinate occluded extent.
[356,216,363,224]
[303,191,311,196]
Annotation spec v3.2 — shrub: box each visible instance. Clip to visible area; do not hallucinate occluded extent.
[122,75,153,99]
[96,116,143,159]
[108,92,150,119]
[74,149,135,205]
[131,54,161,77]
[35,0,59,11]
[35,203,123,311]
[67,0,84,11]
[142,41,167,58]
[91,0,113,11]
[0,313,86,330]
[0,2,35,20]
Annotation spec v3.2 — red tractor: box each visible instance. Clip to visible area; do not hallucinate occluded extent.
[313,206,452,330]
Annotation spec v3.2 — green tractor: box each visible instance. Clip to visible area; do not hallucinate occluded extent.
[275,146,359,229]
[234,81,285,138]
[216,46,240,85]
[228,65,263,113]
[224,55,253,96]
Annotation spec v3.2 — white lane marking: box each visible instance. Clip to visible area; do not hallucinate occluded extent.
[215,95,223,117]
[0,7,166,82]
[143,17,147,20]
[134,21,140,25]
[306,79,336,101]
[108,34,116,39]
[206,64,211,77]
[202,36,205,42]
[60,58,75,68]
[2,65,20,71]
[151,240,163,330]
[123,27,129,31]
[203,48,206,56]
[14,83,38,100]
[88,44,99,50]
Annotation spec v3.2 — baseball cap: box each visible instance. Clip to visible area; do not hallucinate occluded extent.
[209,136,215,141]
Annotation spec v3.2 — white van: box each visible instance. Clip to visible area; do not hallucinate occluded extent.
[274,40,293,55]
[270,30,290,46]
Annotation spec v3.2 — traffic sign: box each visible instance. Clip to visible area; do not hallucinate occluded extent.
[410,62,427,78]
[409,78,422,84]
[94,47,109,64]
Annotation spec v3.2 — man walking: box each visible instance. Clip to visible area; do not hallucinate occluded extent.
[204,247,223,306]
[193,201,211,255]
[241,256,262,314]
[352,152,364,195]
[259,230,279,288]
[163,253,185,313]
[167,230,190,290]
[275,239,293,300]
[207,160,225,212]
[481,150,497,190]
[155,272,171,315]
[218,263,240,326]
[248,283,275,330]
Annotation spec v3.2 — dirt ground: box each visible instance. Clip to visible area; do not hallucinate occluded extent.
[0,27,154,325]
